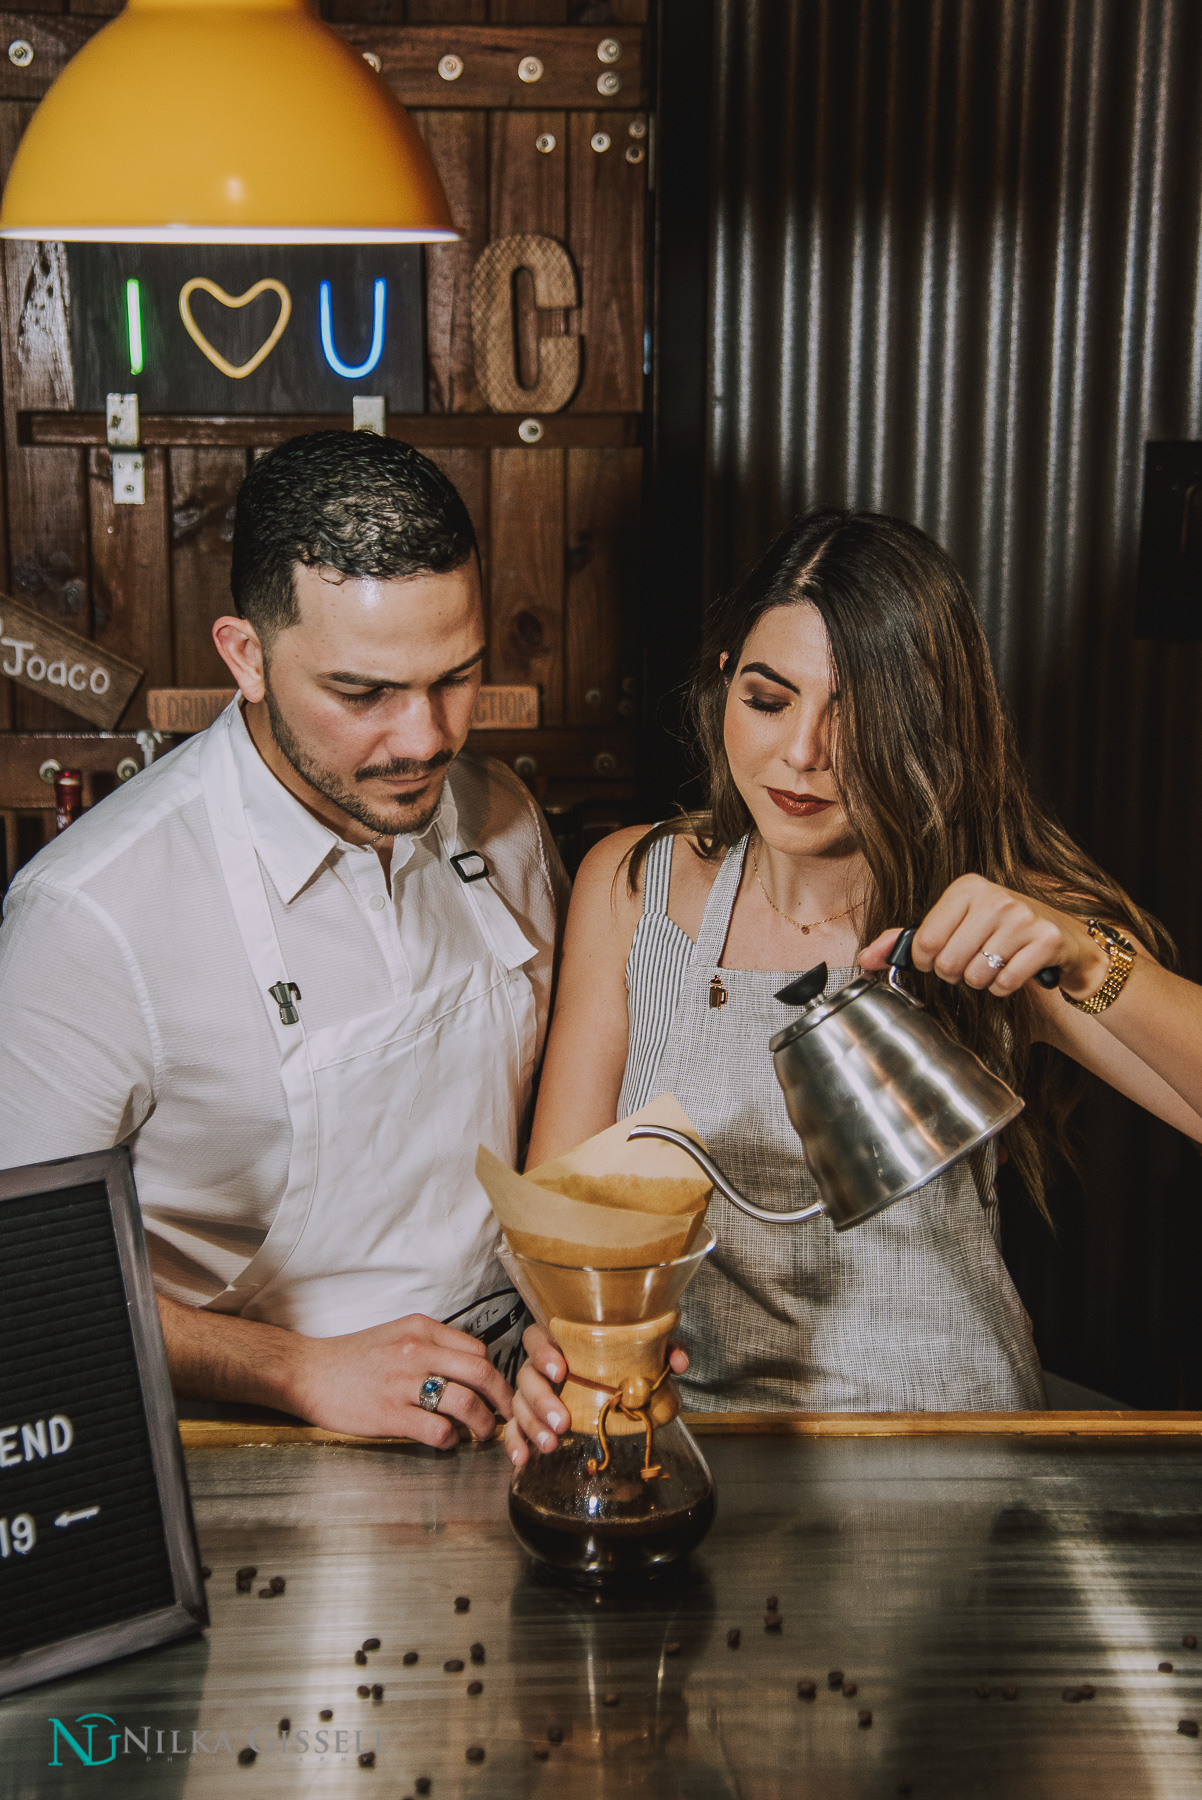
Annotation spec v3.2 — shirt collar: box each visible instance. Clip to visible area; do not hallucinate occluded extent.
[228,702,459,905]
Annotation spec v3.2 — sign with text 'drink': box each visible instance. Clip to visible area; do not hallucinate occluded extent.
[0,1151,206,1697]
[0,593,143,730]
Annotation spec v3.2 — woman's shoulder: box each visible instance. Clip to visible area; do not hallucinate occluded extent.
[572,823,728,937]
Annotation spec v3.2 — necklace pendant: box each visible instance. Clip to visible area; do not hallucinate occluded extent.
[709,975,728,1009]
[800,925,809,934]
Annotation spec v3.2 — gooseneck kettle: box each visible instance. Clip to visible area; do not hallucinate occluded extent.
[630,929,1058,1233]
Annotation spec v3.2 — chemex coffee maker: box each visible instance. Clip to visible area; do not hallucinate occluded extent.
[496,1227,717,1585]
[630,928,1054,1230]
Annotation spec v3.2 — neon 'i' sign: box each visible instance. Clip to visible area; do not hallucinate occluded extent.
[319,278,386,379]
[126,278,144,376]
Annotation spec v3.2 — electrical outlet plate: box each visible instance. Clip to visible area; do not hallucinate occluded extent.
[352,395,386,435]
[111,450,145,505]
[105,391,139,448]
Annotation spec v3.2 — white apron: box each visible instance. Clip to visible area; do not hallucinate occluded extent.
[197,708,537,1341]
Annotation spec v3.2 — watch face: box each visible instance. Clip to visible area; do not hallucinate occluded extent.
[1089,919,1136,955]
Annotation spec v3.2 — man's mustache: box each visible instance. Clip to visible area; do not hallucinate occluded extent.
[355,749,455,783]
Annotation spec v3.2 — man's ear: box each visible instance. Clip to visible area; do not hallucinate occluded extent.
[213,615,267,704]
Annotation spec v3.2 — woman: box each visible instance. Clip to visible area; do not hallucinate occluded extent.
[506,510,1202,1458]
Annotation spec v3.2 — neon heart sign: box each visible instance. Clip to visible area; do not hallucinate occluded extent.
[178,277,293,380]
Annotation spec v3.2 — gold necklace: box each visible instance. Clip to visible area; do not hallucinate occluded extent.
[752,840,859,936]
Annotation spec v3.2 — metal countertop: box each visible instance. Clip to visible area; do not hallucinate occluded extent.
[2,1430,1200,1799]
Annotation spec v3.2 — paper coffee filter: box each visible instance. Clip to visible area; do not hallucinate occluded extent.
[474,1094,713,1270]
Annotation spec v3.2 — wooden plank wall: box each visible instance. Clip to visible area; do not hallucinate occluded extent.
[0,0,649,884]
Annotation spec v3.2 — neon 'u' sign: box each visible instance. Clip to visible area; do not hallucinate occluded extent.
[319,278,386,379]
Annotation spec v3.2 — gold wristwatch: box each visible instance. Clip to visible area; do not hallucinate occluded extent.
[1061,919,1137,1015]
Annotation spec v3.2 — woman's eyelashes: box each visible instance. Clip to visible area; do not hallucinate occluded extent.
[742,690,792,714]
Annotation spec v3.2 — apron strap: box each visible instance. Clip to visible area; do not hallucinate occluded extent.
[693,836,749,966]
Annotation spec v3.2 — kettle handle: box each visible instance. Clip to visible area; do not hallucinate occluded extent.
[887,928,1060,990]
[627,1125,826,1225]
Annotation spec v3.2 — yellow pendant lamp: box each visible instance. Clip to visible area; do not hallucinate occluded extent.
[0,0,457,242]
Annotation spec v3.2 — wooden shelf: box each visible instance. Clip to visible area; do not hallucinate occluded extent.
[22,412,642,451]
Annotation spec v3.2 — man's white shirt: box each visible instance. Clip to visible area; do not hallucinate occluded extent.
[0,705,567,1310]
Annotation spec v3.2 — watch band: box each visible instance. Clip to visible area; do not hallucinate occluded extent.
[1061,919,1136,1015]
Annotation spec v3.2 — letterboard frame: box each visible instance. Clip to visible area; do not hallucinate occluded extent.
[0,1148,208,1698]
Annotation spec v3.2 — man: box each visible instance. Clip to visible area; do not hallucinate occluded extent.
[0,432,567,1447]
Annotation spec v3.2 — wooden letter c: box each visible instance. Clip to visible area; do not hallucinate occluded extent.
[470,235,580,414]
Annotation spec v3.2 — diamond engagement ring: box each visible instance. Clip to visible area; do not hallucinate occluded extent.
[418,1375,449,1413]
[981,950,1007,971]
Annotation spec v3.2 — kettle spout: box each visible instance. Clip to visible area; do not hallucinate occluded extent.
[626,1125,826,1225]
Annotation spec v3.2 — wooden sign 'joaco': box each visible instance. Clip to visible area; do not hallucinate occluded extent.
[66,246,425,414]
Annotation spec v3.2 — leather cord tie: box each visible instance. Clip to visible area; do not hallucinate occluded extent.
[562,1363,671,1481]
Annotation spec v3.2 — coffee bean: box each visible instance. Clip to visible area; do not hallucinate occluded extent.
[727,1629,741,1649]
[362,1636,381,1651]
[1178,1719,1199,1738]
[258,1587,274,1598]
[603,1692,620,1707]
[455,1597,471,1613]
[371,1684,383,1701]
[975,1683,991,1699]
[665,1641,682,1656]
[201,1565,212,1579]
[547,1726,563,1745]
[359,1751,376,1768]
[765,1595,779,1611]
[1078,1684,1096,1700]
[236,1577,253,1593]
[1159,1661,1174,1673]
[764,1614,783,1632]
[1001,1685,1018,1701]
[842,1681,857,1696]
[467,1680,483,1696]
[533,1745,550,1759]
[355,1651,368,1665]
[465,1745,485,1763]
[357,1685,370,1698]
[277,1719,291,1734]
[415,1782,431,1796]
[445,1659,464,1672]
[858,1709,872,1728]
[269,1576,285,1594]
[403,1652,418,1666]
[319,1710,333,1722]
[470,1643,486,1664]
[238,1746,256,1765]
[827,1670,844,1689]
[1184,1634,1198,1650]
[236,1566,257,1582]
[797,1680,816,1699]
[1062,1688,1082,1703]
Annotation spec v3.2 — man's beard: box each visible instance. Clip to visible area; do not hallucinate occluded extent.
[264,684,454,839]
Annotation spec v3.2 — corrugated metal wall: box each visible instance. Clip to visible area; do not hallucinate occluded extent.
[698,0,1202,1403]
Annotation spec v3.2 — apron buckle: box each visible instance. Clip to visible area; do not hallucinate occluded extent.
[450,850,490,884]
[268,980,302,1025]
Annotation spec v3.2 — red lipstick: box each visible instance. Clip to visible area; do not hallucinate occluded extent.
[766,788,834,818]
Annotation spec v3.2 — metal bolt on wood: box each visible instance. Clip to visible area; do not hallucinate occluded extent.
[437,54,463,81]
[591,132,611,154]
[535,134,556,155]
[7,39,32,67]
[598,38,622,63]
[518,56,543,84]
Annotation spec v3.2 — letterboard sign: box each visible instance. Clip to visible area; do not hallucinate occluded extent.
[0,1150,207,1698]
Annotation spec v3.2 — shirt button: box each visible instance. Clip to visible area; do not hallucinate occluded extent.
[368,894,387,912]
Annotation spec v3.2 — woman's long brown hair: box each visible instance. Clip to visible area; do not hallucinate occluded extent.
[629,509,1173,1217]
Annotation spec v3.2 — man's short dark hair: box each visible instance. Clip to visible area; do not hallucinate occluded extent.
[230,431,479,639]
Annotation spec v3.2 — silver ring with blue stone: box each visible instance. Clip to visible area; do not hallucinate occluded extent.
[418,1374,449,1413]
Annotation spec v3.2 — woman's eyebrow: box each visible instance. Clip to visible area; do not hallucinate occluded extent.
[739,660,800,694]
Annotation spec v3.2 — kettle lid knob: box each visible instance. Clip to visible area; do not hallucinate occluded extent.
[775,963,828,1007]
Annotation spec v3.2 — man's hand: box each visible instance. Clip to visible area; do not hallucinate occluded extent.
[502,1324,689,1468]
[159,1296,514,1448]
[295,1314,515,1447]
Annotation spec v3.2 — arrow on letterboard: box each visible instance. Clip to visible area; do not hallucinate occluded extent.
[54,1506,100,1528]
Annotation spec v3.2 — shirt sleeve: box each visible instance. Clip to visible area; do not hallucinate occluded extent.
[0,878,158,1168]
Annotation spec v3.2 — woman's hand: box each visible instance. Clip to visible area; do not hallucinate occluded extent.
[503,1324,690,1468]
[859,874,1109,1001]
